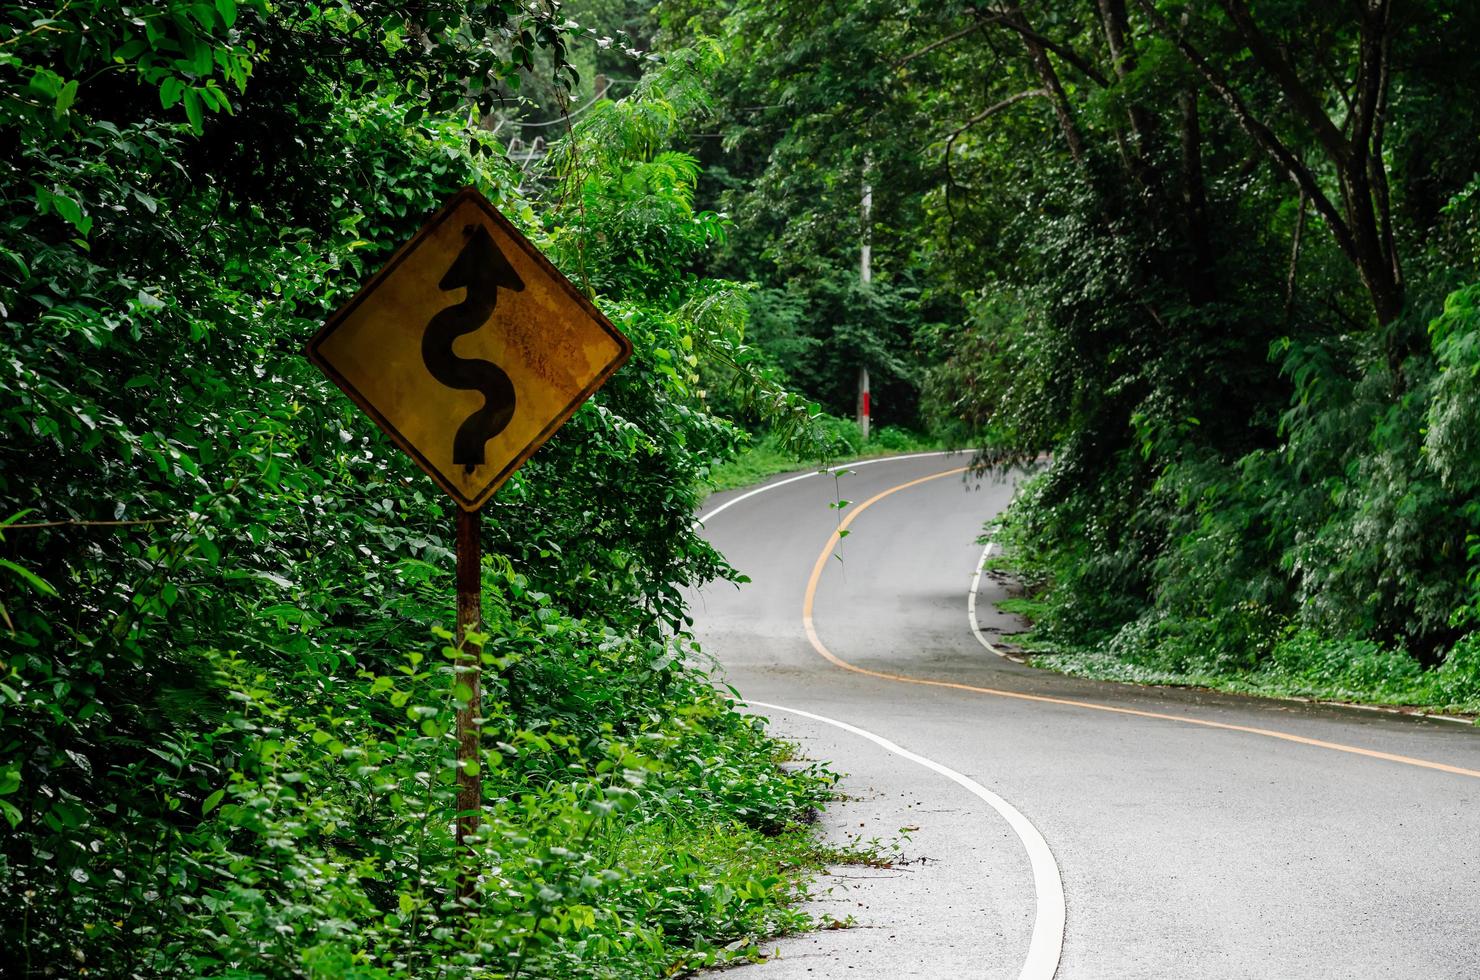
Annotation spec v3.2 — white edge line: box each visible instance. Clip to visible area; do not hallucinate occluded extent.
[696,451,960,525]
[968,540,1014,660]
[746,699,1065,980]
[965,550,1477,725]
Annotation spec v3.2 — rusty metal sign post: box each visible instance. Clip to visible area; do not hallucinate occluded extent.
[454,507,482,869]
[307,187,632,897]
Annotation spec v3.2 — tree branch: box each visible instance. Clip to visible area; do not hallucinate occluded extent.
[1285,188,1308,323]
[1218,0,1352,165]
[991,5,1091,165]
[1130,0,1359,265]
[894,18,990,69]
[945,88,1050,151]
[1362,0,1401,290]
[1179,86,1216,303]
[1348,0,1388,154]
[987,6,1111,87]
[1097,0,1158,189]
[943,88,1050,189]
[3,517,176,532]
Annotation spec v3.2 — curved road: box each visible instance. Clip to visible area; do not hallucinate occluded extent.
[691,454,1480,979]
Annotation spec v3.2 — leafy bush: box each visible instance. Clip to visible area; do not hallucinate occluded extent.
[1432,635,1480,709]
[0,9,836,976]
[700,413,945,494]
[868,425,936,453]
[1264,632,1425,700]
[6,572,832,977]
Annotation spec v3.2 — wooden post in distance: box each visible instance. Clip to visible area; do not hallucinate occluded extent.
[858,162,873,442]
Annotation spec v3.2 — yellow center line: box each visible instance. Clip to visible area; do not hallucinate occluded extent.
[802,467,1480,780]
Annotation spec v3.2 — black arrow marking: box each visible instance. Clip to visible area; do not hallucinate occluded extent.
[422,224,525,473]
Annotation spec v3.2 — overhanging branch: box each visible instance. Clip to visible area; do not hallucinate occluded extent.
[987,6,1110,87]
[894,18,992,69]
[1129,0,1360,265]
[1219,0,1353,165]
[945,88,1050,152]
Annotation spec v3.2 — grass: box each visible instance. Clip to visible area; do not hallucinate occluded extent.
[704,434,809,492]
[590,820,823,971]
[1032,640,1480,719]
[988,577,1480,719]
[704,426,947,493]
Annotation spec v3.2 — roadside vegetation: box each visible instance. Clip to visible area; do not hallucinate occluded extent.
[995,505,1480,717]
[0,4,845,975]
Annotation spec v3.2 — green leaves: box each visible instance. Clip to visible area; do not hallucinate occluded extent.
[200,788,226,815]
[0,558,56,597]
[53,80,78,119]
[182,87,203,133]
[34,186,90,235]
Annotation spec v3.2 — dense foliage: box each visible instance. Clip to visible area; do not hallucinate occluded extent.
[1,4,835,975]
[659,1,1480,709]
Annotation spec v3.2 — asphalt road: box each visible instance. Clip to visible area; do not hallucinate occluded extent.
[690,453,1480,979]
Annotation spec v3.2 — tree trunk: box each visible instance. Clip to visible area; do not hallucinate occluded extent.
[1178,87,1217,304]
[1133,0,1405,325]
[1002,5,1088,167]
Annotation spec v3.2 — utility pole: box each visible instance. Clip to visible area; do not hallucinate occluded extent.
[857,161,872,442]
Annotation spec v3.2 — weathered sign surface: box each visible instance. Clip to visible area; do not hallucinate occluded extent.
[307,187,632,510]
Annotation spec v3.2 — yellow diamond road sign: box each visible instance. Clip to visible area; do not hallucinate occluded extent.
[307,187,632,511]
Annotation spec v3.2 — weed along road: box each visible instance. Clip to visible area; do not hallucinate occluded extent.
[691,454,1480,980]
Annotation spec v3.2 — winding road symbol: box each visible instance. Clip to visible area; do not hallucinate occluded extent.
[422,225,525,472]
